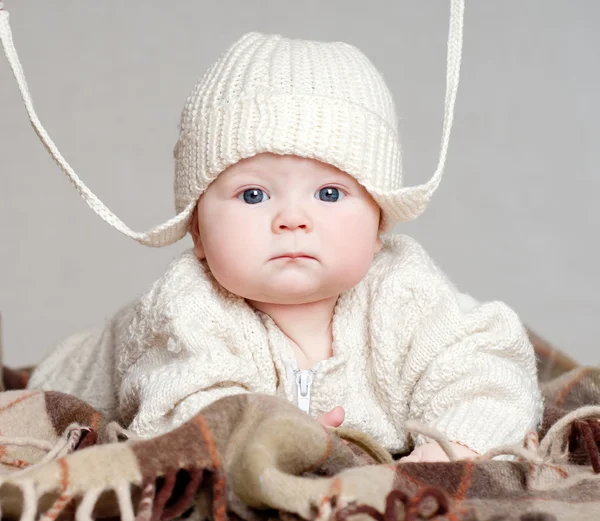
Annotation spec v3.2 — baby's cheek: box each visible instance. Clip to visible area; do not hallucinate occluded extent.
[202,234,258,291]
[327,245,377,292]
[205,214,263,259]
[206,257,259,299]
[334,218,379,263]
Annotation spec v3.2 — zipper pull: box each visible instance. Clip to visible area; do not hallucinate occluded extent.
[295,370,314,414]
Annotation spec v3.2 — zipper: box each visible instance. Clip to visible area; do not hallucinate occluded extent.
[294,369,315,413]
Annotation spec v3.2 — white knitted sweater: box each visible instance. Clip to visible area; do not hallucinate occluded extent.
[28,235,543,455]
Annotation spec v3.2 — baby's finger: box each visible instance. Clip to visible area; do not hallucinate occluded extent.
[316,406,345,427]
[398,454,420,463]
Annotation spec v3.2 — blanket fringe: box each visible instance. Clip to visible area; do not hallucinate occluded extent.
[38,490,74,521]
[0,422,91,473]
[478,444,543,464]
[405,406,600,471]
[19,481,38,521]
[333,486,449,521]
[116,481,136,521]
[135,480,155,521]
[0,436,53,452]
[75,487,103,521]
[403,420,459,461]
[0,404,598,520]
[538,405,600,467]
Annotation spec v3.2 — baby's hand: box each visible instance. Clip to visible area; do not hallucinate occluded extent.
[316,406,345,428]
[399,442,478,463]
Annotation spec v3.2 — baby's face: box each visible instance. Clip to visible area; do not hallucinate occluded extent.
[192,153,381,305]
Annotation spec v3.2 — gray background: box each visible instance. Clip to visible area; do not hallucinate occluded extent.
[1,1,598,367]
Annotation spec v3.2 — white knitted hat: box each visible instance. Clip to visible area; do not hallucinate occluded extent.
[0,1,464,247]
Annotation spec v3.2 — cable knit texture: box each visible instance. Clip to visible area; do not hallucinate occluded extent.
[28,234,543,455]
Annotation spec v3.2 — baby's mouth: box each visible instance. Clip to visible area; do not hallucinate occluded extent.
[271,252,317,261]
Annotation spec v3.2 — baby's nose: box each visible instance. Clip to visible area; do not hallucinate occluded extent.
[272,206,312,232]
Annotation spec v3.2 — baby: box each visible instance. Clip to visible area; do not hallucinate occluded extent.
[9,6,542,461]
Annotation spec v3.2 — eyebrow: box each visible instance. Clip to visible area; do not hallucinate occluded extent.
[221,171,267,185]
[219,164,354,190]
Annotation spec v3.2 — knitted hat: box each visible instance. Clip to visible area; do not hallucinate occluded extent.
[0,1,464,247]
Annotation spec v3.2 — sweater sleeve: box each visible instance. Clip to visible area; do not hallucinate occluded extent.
[406,292,544,455]
[115,291,273,439]
[27,327,119,420]
[118,343,256,438]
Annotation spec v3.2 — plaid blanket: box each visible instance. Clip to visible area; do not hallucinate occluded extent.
[0,330,598,521]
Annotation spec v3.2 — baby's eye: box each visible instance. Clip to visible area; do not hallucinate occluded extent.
[239,189,270,204]
[316,187,344,202]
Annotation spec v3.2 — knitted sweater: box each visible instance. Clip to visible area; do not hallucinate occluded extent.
[28,235,543,455]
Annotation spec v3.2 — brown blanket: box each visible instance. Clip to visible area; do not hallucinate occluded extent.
[0,331,598,521]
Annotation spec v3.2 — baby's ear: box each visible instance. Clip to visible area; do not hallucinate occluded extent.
[190,207,206,260]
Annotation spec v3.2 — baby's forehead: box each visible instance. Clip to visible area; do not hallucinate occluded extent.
[222,153,350,181]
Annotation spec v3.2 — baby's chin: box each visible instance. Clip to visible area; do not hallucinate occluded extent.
[239,280,347,305]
